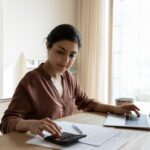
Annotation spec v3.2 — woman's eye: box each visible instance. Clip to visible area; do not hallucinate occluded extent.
[57,51,65,54]
[70,54,76,58]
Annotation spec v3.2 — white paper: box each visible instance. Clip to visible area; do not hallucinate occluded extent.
[26,121,123,150]
[104,113,126,126]
[26,133,128,150]
[55,121,120,146]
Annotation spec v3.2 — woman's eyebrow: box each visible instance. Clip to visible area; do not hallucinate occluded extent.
[57,46,67,52]
[58,46,78,53]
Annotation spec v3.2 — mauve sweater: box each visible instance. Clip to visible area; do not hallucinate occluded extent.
[0,64,98,133]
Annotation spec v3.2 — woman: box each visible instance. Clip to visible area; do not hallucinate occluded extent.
[0,24,140,137]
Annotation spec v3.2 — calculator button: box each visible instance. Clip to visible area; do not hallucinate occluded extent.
[44,132,87,145]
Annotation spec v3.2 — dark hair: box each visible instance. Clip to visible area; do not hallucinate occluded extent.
[46,24,81,49]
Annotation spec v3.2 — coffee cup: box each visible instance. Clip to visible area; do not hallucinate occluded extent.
[115,98,134,106]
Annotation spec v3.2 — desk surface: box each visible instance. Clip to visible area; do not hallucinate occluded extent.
[0,112,150,150]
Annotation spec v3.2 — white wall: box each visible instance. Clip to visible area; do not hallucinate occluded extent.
[0,0,3,99]
[2,0,77,98]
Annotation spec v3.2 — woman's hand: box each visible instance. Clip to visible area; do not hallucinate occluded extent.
[113,104,140,117]
[16,117,61,137]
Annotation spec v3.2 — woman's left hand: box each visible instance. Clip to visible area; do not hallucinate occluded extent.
[113,104,140,117]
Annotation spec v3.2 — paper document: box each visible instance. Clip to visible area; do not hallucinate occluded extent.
[52,121,120,146]
[26,121,123,150]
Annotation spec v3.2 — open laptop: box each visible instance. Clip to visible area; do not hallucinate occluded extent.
[104,113,150,130]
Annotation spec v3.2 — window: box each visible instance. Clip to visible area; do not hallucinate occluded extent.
[112,0,150,102]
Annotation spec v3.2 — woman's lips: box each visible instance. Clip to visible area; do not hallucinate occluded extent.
[58,64,67,68]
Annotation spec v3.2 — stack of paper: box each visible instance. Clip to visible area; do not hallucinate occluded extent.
[26,121,127,150]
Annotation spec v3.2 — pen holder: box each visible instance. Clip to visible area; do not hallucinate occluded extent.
[115,98,134,106]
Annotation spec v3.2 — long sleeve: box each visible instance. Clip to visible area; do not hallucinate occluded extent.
[0,64,99,134]
[64,71,98,111]
[75,82,98,111]
[0,83,33,133]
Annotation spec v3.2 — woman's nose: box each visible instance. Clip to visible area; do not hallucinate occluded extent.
[63,54,70,64]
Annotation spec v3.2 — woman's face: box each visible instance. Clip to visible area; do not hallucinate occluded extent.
[47,40,79,73]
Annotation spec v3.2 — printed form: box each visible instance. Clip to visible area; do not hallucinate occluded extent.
[26,121,127,150]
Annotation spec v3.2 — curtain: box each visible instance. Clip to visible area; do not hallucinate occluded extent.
[76,0,113,103]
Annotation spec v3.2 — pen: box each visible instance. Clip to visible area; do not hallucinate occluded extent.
[72,124,83,135]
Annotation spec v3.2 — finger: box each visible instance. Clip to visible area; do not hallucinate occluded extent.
[39,132,45,137]
[129,105,140,117]
[134,105,140,111]
[43,124,61,137]
[48,124,62,137]
[134,110,141,117]
[50,122,62,133]
[31,128,43,136]
[120,107,131,114]
[45,118,62,132]
[38,126,45,137]
[42,124,57,135]
[125,111,131,116]
[122,105,140,113]
[131,105,140,111]
[41,120,61,136]
[129,109,140,117]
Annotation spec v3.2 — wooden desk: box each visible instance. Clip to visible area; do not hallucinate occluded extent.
[0,112,150,150]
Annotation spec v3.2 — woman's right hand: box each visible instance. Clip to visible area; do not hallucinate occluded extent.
[16,118,61,137]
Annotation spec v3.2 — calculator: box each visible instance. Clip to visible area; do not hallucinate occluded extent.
[44,132,87,145]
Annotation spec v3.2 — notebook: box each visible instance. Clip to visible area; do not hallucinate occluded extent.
[104,113,150,130]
